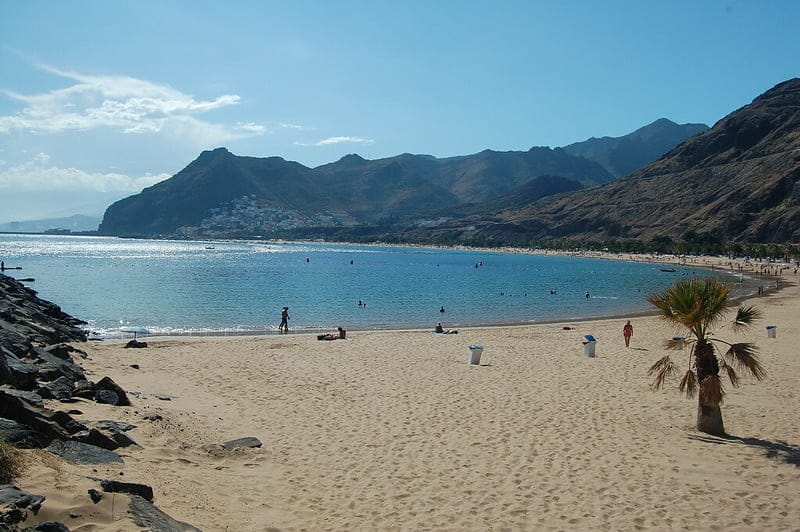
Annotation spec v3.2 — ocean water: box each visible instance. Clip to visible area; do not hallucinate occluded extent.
[0,234,751,336]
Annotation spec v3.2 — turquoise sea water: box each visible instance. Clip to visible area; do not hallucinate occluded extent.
[0,234,752,336]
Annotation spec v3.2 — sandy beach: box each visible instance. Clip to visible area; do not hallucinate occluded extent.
[14,257,800,530]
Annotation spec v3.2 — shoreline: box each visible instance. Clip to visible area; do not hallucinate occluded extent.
[99,250,772,339]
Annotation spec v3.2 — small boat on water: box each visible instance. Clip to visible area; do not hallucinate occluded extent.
[660,268,676,272]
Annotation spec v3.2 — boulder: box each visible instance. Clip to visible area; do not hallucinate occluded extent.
[0,418,46,449]
[95,389,120,405]
[72,380,95,399]
[42,343,86,361]
[100,479,153,502]
[0,347,38,390]
[73,428,122,451]
[127,494,202,532]
[86,421,138,448]
[0,389,84,446]
[36,376,75,400]
[35,363,64,382]
[124,340,148,349]
[0,484,45,527]
[94,377,130,406]
[0,387,44,407]
[46,440,123,464]
[28,347,85,383]
[223,437,263,451]
[93,420,136,433]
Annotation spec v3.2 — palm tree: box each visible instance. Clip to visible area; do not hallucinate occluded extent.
[647,278,765,436]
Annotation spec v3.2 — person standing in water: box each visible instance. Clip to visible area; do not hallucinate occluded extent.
[623,320,633,347]
[279,306,290,333]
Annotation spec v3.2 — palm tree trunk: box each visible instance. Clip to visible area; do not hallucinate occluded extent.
[696,397,725,435]
[694,341,725,435]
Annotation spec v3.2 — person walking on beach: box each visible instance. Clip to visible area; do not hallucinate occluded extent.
[623,320,633,347]
[279,306,290,333]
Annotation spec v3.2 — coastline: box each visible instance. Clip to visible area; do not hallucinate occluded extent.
[120,249,769,338]
[9,253,799,530]
[3,233,778,336]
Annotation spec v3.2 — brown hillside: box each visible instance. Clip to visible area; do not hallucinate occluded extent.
[502,78,800,243]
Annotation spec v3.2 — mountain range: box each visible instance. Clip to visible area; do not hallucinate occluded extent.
[98,118,707,239]
[563,118,708,178]
[488,78,800,244]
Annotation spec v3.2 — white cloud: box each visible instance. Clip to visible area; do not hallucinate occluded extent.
[236,121,267,134]
[294,136,374,147]
[0,152,170,193]
[0,64,261,145]
[280,122,311,130]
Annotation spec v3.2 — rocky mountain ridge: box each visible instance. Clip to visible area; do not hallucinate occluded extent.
[494,78,800,243]
[98,119,705,238]
[563,118,708,178]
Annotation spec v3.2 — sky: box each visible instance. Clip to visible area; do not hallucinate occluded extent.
[0,0,798,224]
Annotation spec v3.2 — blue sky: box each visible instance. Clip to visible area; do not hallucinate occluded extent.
[0,0,797,223]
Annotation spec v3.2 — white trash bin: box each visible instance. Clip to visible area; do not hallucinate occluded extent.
[766,325,777,338]
[468,345,483,365]
[672,336,685,350]
[582,335,597,358]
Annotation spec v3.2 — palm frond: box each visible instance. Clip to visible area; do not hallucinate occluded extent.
[724,343,766,380]
[648,355,677,390]
[699,375,724,406]
[731,305,762,332]
[719,359,740,387]
[678,370,698,398]
[647,279,733,340]
[699,280,731,329]
[664,337,692,350]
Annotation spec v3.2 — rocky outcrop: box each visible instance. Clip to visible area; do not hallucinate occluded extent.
[0,276,86,350]
[0,273,201,531]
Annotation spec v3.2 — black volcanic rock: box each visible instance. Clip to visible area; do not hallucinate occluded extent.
[0,418,46,448]
[47,440,123,464]
[128,494,202,532]
[563,118,708,178]
[499,78,800,243]
[0,275,87,348]
[94,376,131,406]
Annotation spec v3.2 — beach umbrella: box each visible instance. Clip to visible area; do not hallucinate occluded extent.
[120,326,149,339]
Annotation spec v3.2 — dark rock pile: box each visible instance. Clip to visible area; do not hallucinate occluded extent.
[0,274,200,531]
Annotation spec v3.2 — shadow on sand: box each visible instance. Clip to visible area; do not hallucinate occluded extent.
[688,433,800,467]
